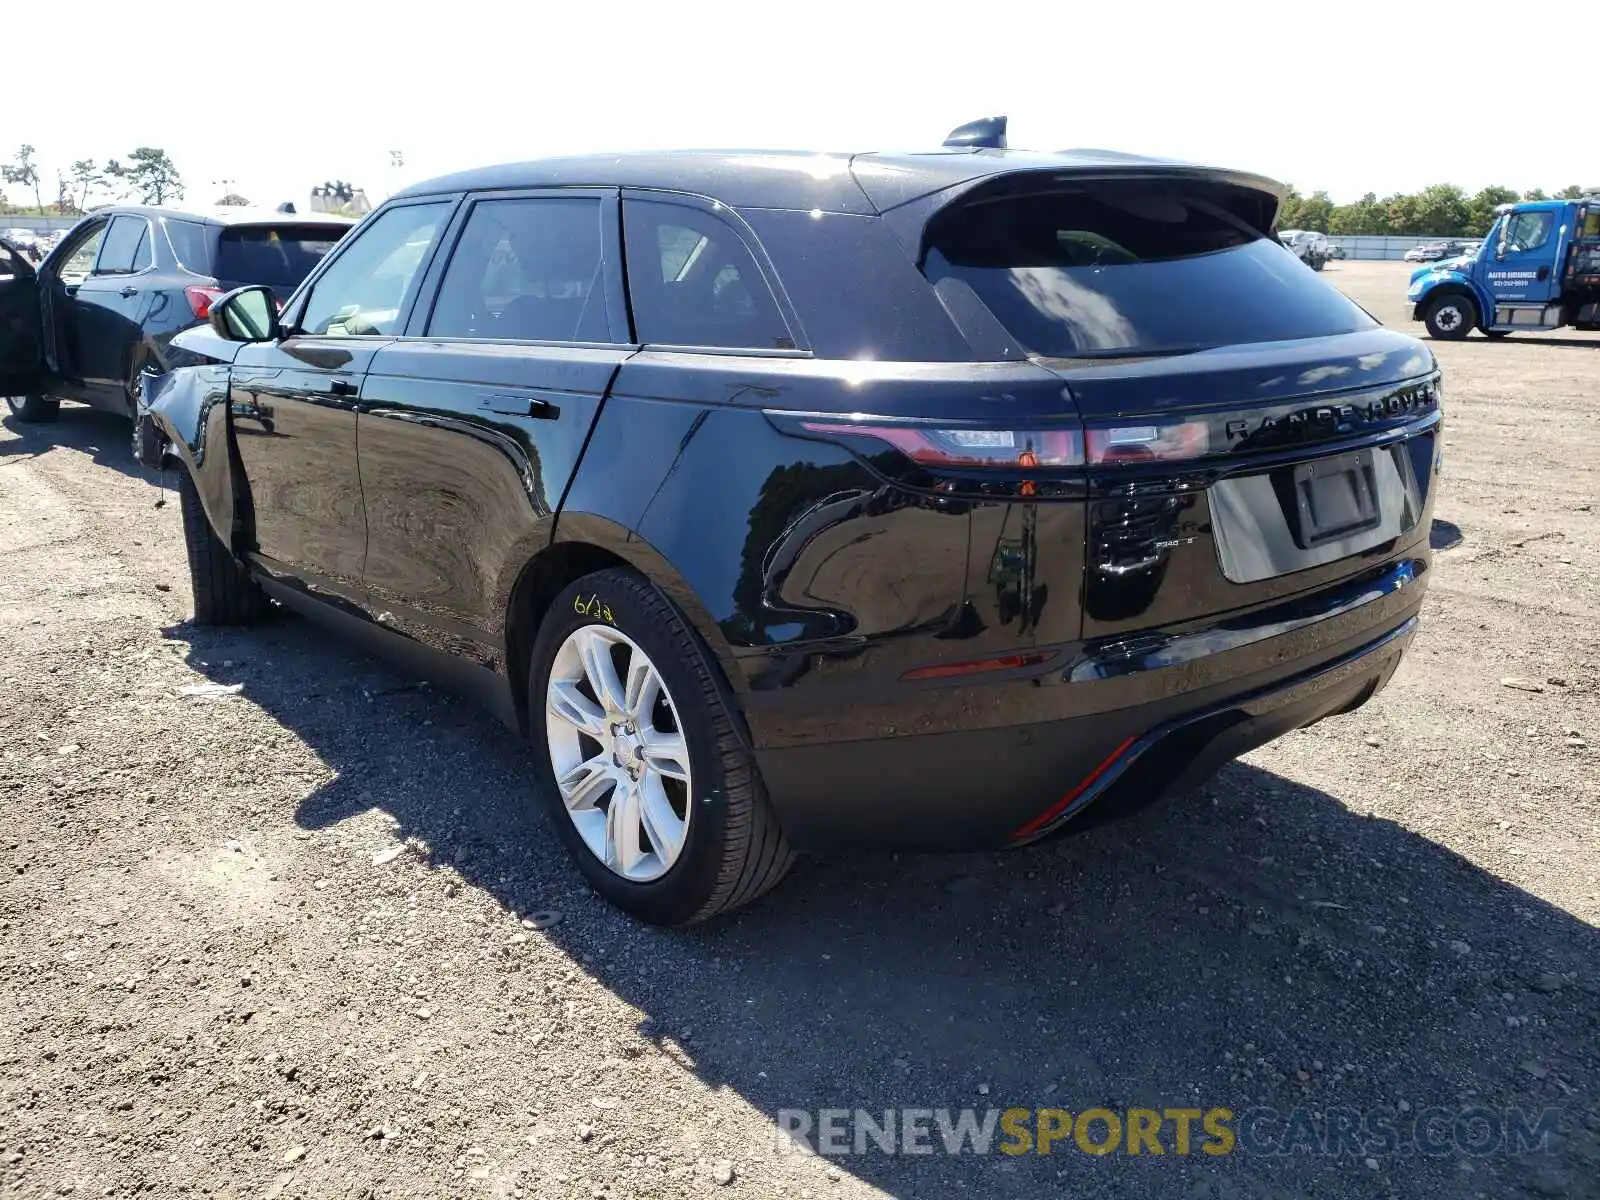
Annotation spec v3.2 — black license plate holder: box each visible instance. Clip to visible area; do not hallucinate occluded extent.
[1290,448,1381,548]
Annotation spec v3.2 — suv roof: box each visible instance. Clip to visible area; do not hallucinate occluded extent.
[395,147,1285,215]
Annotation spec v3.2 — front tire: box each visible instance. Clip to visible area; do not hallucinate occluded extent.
[177,469,271,626]
[528,568,793,925]
[5,394,59,423]
[1424,293,1475,340]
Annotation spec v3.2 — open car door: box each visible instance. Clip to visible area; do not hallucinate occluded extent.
[0,239,53,398]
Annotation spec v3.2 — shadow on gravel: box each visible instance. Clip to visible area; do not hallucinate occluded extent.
[1452,335,1598,350]
[166,615,1600,1200]
[1,404,154,486]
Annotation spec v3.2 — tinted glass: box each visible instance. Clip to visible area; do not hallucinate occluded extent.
[924,184,1374,357]
[96,216,151,275]
[429,197,611,342]
[298,203,449,337]
[164,220,215,273]
[59,225,105,284]
[622,199,790,349]
[129,223,152,272]
[216,225,344,290]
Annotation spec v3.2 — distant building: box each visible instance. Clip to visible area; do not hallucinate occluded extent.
[309,180,371,215]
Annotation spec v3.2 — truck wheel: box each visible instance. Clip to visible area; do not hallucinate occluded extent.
[1310,255,1326,271]
[529,568,794,925]
[5,394,60,423]
[1424,294,1475,340]
[177,469,271,626]
[1482,330,1510,339]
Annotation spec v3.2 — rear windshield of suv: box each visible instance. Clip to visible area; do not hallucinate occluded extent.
[210,225,343,290]
[923,183,1374,358]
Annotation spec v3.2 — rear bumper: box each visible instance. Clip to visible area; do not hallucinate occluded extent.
[751,556,1425,851]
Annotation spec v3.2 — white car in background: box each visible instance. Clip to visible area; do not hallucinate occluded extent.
[1278,229,1330,271]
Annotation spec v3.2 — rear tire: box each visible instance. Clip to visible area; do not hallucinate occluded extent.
[528,568,794,925]
[177,469,271,626]
[1423,293,1475,340]
[1482,329,1510,339]
[5,394,59,423]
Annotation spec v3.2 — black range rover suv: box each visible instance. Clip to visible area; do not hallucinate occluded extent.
[129,131,1440,924]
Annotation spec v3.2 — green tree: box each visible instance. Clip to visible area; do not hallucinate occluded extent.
[1,144,43,214]
[102,158,129,203]
[1329,192,1383,235]
[1296,190,1334,232]
[1411,184,1470,236]
[1556,185,1585,200]
[69,159,103,211]
[1466,186,1520,236]
[1276,185,1305,230]
[1382,192,1420,234]
[1523,188,1548,202]
[121,147,183,205]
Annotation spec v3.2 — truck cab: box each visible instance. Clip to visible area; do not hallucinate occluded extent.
[1408,196,1600,338]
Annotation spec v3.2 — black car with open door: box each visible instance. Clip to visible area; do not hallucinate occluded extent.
[0,205,352,427]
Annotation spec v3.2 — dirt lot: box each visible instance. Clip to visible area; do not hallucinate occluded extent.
[2,260,1596,1200]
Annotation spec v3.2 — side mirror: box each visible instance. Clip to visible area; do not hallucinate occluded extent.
[209,285,281,343]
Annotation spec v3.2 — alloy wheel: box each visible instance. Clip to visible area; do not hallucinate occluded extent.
[545,624,693,882]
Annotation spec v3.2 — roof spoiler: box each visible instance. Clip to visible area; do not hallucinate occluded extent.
[943,116,1007,150]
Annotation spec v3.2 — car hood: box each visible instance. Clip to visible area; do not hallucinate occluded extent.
[1409,257,1472,285]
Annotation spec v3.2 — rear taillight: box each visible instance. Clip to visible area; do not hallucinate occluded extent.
[1085,421,1210,465]
[185,285,224,319]
[797,420,1083,469]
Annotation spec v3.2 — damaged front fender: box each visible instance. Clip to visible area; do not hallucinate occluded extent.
[143,325,247,551]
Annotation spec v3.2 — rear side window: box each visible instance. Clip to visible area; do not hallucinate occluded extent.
[428,197,612,342]
[215,224,343,290]
[924,183,1374,358]
[622,199,791,350]
[164,220,215,273]
[96,215,151,275]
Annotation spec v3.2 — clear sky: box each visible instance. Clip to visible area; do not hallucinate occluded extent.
[4,0,1581,212]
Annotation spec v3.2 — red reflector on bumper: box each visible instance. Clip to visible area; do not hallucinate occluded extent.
[1009,735,1137,841]
[900,651,1055,682]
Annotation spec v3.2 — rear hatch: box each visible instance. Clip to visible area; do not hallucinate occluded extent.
[211,222,346,294]
[165,218,348,315]
[917,172,1440,644]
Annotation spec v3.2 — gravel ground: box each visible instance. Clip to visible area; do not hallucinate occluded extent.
[2,261,1597,1200]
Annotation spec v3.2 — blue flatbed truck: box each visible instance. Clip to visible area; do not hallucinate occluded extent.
[1408,195,1600,338]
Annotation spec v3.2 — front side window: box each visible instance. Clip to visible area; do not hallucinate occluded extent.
[297,203,449,337]
[95,216,151,275]
[622,199,791,349]
[57,224,107,285]
[924,183,1374,358]
[1503,211,1553,254]
[428,197,611,342]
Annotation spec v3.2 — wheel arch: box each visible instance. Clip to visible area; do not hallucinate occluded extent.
[504,511,744,737]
